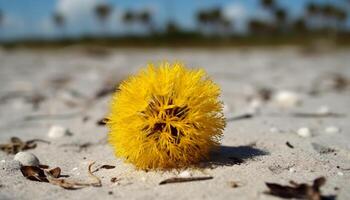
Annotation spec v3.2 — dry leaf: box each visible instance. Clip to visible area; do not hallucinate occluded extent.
[159,176,213,185]
[87,162,102,187]
[20,161,102,190]
[0,137,50,154]
[110,177,119,183]
[20,166,48,182]
[93,164,116,173]
[96,118,108,126]
[48,167,61,178]
[265,177,330,200]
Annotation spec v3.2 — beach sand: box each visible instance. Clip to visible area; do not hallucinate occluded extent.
[0,47,349,199]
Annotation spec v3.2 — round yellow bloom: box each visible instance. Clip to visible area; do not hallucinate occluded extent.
[107,62,225,170]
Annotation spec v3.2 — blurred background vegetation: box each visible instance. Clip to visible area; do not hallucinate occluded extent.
[0,0,349,48]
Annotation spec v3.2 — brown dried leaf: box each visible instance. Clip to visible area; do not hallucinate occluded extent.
[0,137,50,154]
[20,162,102,190]
[265,177,329,200]
[93,164,116,172]
[87,162,102,187]
[110,177,119,183]
[48,167,61,178]
[96,118,108,126]
[159,176,213,185]
[20,166,48,182]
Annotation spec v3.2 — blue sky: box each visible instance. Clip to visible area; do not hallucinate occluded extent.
[0,0,349,41]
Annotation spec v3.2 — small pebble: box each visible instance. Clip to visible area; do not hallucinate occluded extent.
[297,127,312,138]
[269,127,280,134]
[247,99,262,114]
[178,170,192,178]
[14,152,40,166]
[47,125,71,139]
[317,105,331,115]
[337,172,344,176]
[325,126,340,134]
[71,167,78,171]
[273,90,301,108]
[1,160,5,163]
[289,167,296,173]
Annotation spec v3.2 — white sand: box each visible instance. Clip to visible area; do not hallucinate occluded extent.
[0,47,349,199]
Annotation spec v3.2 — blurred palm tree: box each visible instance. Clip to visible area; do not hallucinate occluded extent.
[122,9,154,35]
[122,10,135,34]
[0,10,3,26]
[248,19,273,35]
[94,3,113,35]
[196,7,232,36]
[261,0,275,9]
[139,9,154,34]
[335,9,347,31]
[274,8,287,32]
[165,21,180,35]
[52,12,65,38]
[292,18,307,34]
[306,2,321,31]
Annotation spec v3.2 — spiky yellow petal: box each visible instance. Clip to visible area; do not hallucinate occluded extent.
[107,62,225,170]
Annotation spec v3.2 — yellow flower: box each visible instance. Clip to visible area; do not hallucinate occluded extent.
[107,62,225,170]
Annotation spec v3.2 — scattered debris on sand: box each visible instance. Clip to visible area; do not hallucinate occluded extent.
[159,176,213,185]
[265,177,332,200]
[297,127,312,138]
[285,141,294,149]
[14,152,40,166]
[47,125,72,139]
[20,161,102,190]
[0,137,50,154]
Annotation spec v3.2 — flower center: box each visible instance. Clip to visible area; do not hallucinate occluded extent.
[141,95,189,144]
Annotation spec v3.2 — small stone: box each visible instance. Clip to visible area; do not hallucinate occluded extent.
[325,126,340,134]
[297,127,312,138]
[178,170,192,178]
[247,99,262,114]
[337,171,344,176]
[14,152,40,166]
[289,167,296,173]
[47,125,71,139]
[269,127,280,134]
[273,90,301,108]
[1,160,5,163]
[317,105,331,115]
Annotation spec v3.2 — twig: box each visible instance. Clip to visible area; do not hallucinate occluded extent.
[226,113,253,122]
[159,176,213,185]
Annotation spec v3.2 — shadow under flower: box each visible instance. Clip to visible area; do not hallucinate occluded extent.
[199,145,269,168]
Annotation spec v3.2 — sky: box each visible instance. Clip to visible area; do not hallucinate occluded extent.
[0,0,349,41]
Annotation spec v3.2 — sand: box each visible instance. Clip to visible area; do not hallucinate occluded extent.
[0,47,349,199]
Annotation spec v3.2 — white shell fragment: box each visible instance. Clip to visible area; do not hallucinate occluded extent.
[178,170,192,178]
[317,105,331,115]
[247,99,263,114]
[47,125,71,139]
[325,126,340,134]
[14,152,40,166]
[273,90,301,108]
[297,127,312,138]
